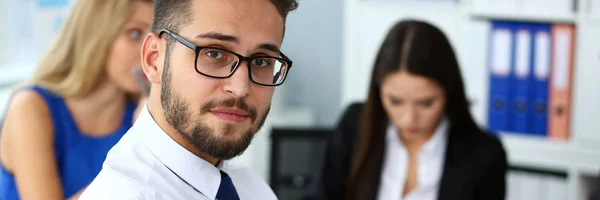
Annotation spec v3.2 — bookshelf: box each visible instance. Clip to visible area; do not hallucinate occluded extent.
[469,9,578,24]
[500,133,600,175]
[342,0,599,199]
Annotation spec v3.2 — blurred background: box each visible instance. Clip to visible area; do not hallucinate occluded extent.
[1,0,599,199]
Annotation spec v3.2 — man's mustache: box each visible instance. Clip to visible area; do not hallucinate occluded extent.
[200,98,258,122]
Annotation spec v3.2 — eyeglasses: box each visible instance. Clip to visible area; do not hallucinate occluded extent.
[158,29,293,86]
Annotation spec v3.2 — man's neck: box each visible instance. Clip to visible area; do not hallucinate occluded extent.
[147,99,220,166]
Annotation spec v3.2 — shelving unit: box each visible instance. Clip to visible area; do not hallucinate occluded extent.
[500,133,600,176]
[469,9,578,24]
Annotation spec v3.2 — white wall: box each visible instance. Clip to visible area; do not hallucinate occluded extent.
[0,2,4,65]
[0,0,36,66]
[280,0,344,127]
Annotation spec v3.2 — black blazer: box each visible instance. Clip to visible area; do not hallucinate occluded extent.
[272,71,281,84]
[305,103,507,200]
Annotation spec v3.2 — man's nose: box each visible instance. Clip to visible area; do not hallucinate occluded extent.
[222,62,251,99]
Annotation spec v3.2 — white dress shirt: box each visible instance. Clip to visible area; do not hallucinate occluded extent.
[376,119,449,200]
[79,105,277,200]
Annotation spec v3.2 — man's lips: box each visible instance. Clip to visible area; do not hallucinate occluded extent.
[209,108,249,123]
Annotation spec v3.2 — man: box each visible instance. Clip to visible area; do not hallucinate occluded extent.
[79,0,297,199]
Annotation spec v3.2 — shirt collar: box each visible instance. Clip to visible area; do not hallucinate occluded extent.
[421,117,449,157]
[386,117,449,157]
[133,104,222,200]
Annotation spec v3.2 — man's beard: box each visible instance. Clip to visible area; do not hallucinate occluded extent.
[160,51,269,160]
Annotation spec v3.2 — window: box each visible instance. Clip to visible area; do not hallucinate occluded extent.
[0,0,73,85]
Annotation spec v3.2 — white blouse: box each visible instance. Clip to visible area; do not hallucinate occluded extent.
[377,119,449,200]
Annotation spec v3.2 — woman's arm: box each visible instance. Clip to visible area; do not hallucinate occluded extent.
[474,137,508,200]
[67,186,87,200]
[2,91,64,200]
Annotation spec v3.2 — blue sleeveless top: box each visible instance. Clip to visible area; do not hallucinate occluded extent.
[0,86,137,200]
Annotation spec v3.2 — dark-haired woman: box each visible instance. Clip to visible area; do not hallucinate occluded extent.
[305,19,507,200]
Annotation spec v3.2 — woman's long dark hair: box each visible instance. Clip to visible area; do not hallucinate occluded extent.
[346,20,483,199]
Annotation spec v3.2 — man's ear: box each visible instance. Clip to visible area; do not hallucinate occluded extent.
[141,32,164,84]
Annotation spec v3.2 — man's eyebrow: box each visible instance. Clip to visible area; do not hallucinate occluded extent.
[195,32,239,43]
[195,32,280,54]
[258,43,280,54]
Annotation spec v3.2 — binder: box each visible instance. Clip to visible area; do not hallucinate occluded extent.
[487,21,514,133]
[510,23,533,134]
[530,24,552,136]
[548,24,575,140]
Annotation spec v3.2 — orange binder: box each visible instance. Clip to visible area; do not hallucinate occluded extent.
[548,24,575,140]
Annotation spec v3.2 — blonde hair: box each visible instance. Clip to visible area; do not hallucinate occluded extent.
[22,0,149,98]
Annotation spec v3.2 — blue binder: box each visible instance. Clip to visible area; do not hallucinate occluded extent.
[510,23,533,133]
[487,21,515,133]
[529,24,552,136]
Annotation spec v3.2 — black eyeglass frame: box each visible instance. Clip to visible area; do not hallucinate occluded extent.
[158,29,293,86]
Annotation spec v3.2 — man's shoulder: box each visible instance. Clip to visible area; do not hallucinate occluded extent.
[223,164,278,200]
[79,133,168,199]
[79,151,178,200]
[79,167,169,200]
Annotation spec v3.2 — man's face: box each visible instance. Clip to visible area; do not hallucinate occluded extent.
[160,0,284,160]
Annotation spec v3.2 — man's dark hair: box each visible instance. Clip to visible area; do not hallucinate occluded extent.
[151,0,298,34]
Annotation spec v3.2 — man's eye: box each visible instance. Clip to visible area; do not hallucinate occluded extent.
[252,59,270,67]
[205,51,224,59]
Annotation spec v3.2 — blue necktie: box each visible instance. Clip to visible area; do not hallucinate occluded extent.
[216,171,240,200]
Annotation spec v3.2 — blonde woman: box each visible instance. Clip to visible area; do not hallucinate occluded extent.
[0,0,152,199]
